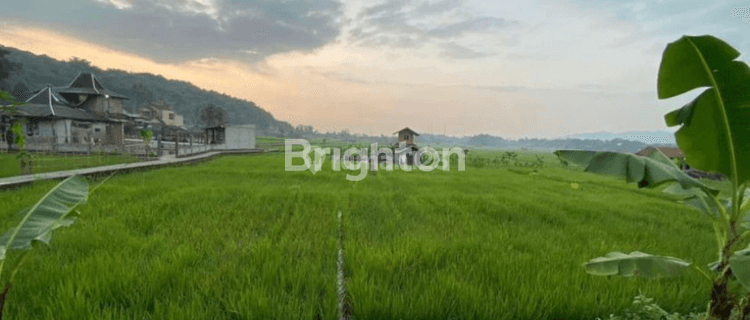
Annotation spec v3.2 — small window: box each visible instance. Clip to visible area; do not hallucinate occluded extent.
[27,123,39,136]
[169,113,175,120]
[95,128,101,132]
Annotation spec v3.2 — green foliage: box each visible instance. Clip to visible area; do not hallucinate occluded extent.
[0,46,281,132]
[0,176,89,317]
[501,151,518,165]
[0,154,718,319]
[660,35,750,188]
[0,90,32,174]
[672,156,687,169]
[0,176,88,256]
[0,48,20,88]
[558,154,570,168]
[555,149,718,196]
[583,252,691,279]
[601,294,705,320]
[138,128,153,144]
[556,35,750,320]
[139,128,154,156]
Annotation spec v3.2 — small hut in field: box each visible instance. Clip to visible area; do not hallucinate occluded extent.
[395,127,419,145]
[393,127,420,165]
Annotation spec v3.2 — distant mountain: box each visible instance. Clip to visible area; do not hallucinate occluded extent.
[411,133,650,153]
[561,130,677,145]
[0,45,296,136]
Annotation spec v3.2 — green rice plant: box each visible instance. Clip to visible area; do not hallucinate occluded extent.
[556,35,750,320]
[491,156,501,167]
[501,151,518,166]
[0,176,90,318]
[0,154,721,318]
[534,155,545,168]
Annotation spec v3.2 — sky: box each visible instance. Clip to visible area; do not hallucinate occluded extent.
[0,0,748,139]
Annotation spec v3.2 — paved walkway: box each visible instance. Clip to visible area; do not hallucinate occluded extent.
[0,149,264,191]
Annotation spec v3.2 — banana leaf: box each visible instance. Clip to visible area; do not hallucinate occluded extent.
[554,149,718,196]
[0,176,88,261]
[584,251,691,279]
[659,35,750,186]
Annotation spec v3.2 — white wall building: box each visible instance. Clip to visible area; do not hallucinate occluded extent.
[224,125,255,149]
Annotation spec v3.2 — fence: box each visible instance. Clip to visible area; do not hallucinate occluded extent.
[0,135,232,178]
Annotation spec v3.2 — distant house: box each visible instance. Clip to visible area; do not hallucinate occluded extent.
[2,86,117,145]
[139,98,184,128]
[635,146,683,159]
[635,145,725,180]
[57,73,129,116]
[0,73,131,147]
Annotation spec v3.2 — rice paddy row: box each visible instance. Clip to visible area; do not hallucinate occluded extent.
[0,152,717,319]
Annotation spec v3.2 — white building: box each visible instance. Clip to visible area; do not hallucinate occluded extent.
[139,99,184,128]
[204,124,255,149]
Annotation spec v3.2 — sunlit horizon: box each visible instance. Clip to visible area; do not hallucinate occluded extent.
[0,0,746,139]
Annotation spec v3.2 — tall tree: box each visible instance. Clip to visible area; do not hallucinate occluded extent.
[0,49,20,91]
[10,82,31,102]
[198,104,228,127]
[68,56,94,72]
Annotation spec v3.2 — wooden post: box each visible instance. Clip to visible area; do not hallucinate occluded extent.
[157,126,163,157]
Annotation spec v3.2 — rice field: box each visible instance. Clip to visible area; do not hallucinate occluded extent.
[0,151,720,319]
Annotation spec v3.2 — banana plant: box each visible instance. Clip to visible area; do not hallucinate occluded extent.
[0,90,31,173]
[0,176,89,319]
[556,35,750,320]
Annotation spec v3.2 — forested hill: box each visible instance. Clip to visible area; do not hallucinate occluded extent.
[0,45,294,135]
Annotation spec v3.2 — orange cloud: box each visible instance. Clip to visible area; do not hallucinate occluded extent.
[0,19,670,139]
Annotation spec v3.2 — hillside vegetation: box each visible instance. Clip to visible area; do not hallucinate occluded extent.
[0,46,294,135]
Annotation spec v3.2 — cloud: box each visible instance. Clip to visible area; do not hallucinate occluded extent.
[319,70,372,84]
[427,17,510,38]
[439,42,492,59]
[0,0,344,62]
[349,0,515,59]
[94,0,133,10]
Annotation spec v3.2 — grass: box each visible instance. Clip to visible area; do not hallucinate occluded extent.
[344,161,714,319]
[0,151,721,319]
[0,155,339,319]
[0,152,142,179]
